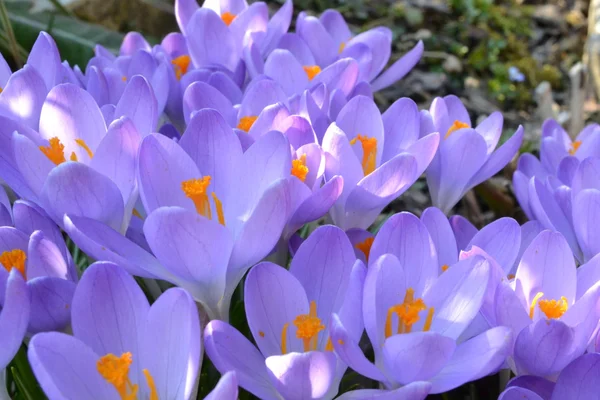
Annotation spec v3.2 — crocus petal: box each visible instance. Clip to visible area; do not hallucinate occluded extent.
[289,225,355,347]
[506,375,555,399]
[466,217,521,274]
[515,230,576,311]
[12,132,54,198]
[550,353,600,400]
[63,215,165,279]
[467,126,524,189]
[137,133,202,214]
[204,320,280,400]
[370,212,437,293]
[347,29,391,81]
[28,277,75,333]
[329,314,386,382]
[310,58,359,98]
[86,66,109,106]
[119,31,151,55]
[0,67,44,130]
[239,78,288,119]
[0,53,10,87]
[264,49,309,97]
[277,33,316,66]
[40,162,124,231]
[382,331,456,384]
[475,111,503,154]
[571,157,600,196]
[576,252,600,299]
[297,16,337,67]
[493,280,531,337]
[114,75,157,136]
[26,231,70,280]
[205,371,239,400]
[573,189,600,262]
[322,123,363,198]
[208,72,243,104]
[39,83,107,159]
[28,332,117,400]
[435,128,488,214]
[499,387,544,400]
[143,207,233,310]
[140,288,201,400]
[257,0,291,52]
[381,97,420,163]
[183,81,236,126]
[337,382,432,400]
[424,256,490,340]
[420,207,457,270]
[179,108,243,201]
[187,9,239,71]
[429,327,512,393]
[370,41,424,92]
[245,262,309,357]
[175,0,200,35]
[0,270,29,368]
[71,262,149,389]
[514,319,576,377]
[320,10,351,45]
[229,2,269,47]
[450,216,478,250]
[266,351,337,400]
[27,32,61,90]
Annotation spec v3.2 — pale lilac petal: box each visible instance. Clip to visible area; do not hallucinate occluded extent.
[371,41,424,92]
[0,66,48,130]
[205,371,238,400]
[381,97,420,163]
[421,207,458,269]
[467,217,521,274]
[28,277,75,333]
[114,75,158,136]
[337,383,431,400]
[0,270,29,368]
[175,0,200,35]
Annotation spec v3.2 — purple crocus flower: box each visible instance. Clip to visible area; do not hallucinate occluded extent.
[0,194,77,334]
[514,151,600,263]
[499,353,600,400]
[205,225,365,399]
[176,0,292,72]
[329,212,512,395]
[423,95,524,214]
[537,119,600,174]
[493,230,600,378]
[27,261,212,400]
[323,96,440,229]
[0,82,148,233]
[64,109,290,320]
[84,32,168,122]
[296,10,424,91]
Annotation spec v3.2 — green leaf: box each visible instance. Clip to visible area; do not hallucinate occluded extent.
[10,344,47,400]
[5,0,124,68]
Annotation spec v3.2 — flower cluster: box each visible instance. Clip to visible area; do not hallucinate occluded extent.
[0,0,597,399]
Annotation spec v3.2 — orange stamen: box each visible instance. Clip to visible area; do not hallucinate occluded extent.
[529,292,544,319]
[182,177,212,219]
[569,140,582,156]
[349,134,377,175]
[445,120,470,139]
[338,42,346,54]
[384,288,431,338]
[0,249,26,279]
[121,76,127,82]
[291,154,309,182]
[293,300,324,352]
[423,307,435,331]
[143,369,158,400]
[281,323,289,354]
[39,137,67,165]
[75,138,94,159]
[325,337,333,351]
[441,264,449,272]
[355,237,374,262]
[97,353,138,400]
[237,116,258,133]
[221,11,236,26]
[303,65,321,81]
[211,192,226,226]
[171,55,191,81]
[538,296,569,319]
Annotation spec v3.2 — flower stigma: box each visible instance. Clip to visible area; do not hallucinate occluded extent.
[291,154,309,182]
[237,116,258,132]
[445,120,469,139]
[181,177,226,226]
[350,134,377,175]
[384,288,434,338]
[0,249,26,279]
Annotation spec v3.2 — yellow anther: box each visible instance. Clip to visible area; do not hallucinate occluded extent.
[122,76,127,82]
[281,323,289,354]
[303,65,321,81]
[221,11,236,26]
[569,140,582,156]
[211,192,226,226]
[441,264,449,272]
[355,237,374,262]
[75,138,94,159]
[143,369,158,400]
[171,55,191,81]
[291,154,309,182]
[338,42,346,54]
[384,288,431,338]
[182,177,212,219]
[423,307,434,331]
[445,120,469,139]
[349,134,377,176]
[0,249,26,279]
[237,116,258,133]
[39,137,67,165]
[529,292,545,319]
[325,337,333,351]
